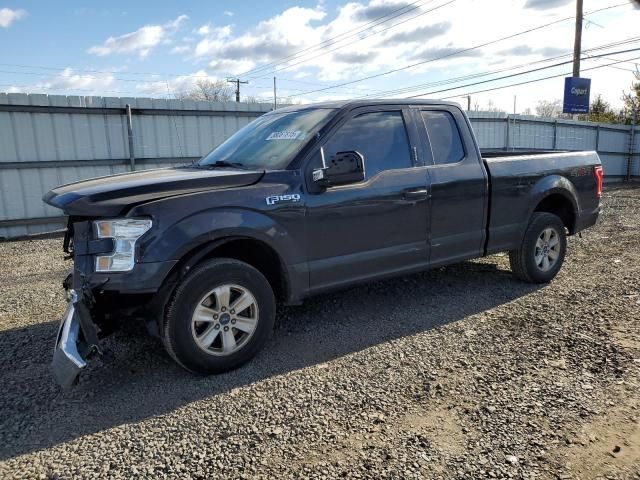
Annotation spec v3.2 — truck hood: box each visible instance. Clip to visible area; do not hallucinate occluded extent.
[43,166,265,216]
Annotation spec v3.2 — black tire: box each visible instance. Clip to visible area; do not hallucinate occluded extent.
[509,212,567,284]
[163,258,275,374]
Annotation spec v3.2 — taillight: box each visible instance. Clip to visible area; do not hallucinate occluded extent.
[593,165,603,198]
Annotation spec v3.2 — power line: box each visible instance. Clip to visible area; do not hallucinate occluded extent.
[248,0,456,79]
[0,63,387,96]
[435,54,640,101]
[287,1,630,98]
[237,0,433,77]
[360,37,640,98]
[402,47,640,99]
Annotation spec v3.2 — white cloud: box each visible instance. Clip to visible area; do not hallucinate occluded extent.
[4,0,634,113]
[88,14,188,57]
[223,10,234,17]
[0,8,27,28]
[209,58,256,75]
[188,1,503,83]
[166,14,189,30]
[171,45,191,55]
[196,24,211,35]
[193,6,327,73]
[38,68,116,92]
[135,70,219,96]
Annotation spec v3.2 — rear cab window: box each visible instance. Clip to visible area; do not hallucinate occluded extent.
[420,110,465,165]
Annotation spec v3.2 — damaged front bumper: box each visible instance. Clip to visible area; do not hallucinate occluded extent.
[51,289,87,390]
[51,271,102,389]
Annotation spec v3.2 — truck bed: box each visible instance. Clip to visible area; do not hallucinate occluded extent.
[481,150,602,255]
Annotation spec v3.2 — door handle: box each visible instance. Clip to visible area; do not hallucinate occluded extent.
[402,188,428,199]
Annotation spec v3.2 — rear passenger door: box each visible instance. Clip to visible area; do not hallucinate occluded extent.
[415,107,488,266]
[305,107,431,292]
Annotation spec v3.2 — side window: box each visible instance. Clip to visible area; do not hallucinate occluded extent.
[323,111,411,179]
[421,111,465,165]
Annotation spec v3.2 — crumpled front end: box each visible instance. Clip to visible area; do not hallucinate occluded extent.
[50,217,176,388]
[52,289,88,389]
[50,220,106,389]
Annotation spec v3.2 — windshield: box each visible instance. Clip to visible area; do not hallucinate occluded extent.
[199,108,336,170]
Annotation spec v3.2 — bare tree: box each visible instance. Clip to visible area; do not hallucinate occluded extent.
[622,67,640,120]
[535,99,562,118]
[278,96,303,106]
[484,99,506,113]
[177,79,234,102]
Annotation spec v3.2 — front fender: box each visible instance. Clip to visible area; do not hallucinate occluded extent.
[140,207,304,268]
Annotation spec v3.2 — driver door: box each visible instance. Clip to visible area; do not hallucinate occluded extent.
[304,107,431,293]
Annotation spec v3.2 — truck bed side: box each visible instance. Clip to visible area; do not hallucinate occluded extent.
[483,151,601,255]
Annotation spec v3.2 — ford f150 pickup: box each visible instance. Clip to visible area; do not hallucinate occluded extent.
[44,100,603,388]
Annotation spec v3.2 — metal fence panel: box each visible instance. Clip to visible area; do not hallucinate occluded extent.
[0,93,273,237]
[0,94,637,238]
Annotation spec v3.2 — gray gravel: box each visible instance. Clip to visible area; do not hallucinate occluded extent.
[1,185,639,479]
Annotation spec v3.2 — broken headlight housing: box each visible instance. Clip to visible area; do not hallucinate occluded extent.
[93,218,152,272]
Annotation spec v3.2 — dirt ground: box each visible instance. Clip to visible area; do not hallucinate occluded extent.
[0,184,639,479]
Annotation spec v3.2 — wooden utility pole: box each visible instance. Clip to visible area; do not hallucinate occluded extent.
[227,78,248,102]
[573,0,583,77]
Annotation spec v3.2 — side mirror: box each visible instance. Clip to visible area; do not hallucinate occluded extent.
[313,150,365,188]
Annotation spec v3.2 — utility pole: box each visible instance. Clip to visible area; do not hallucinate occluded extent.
[227,78,248,102]
[513,95,517,115]
[465,95,471,111]
[273,77,277,110]
[573,0,583,78]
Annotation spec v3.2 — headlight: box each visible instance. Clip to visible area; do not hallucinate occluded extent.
[93,218,152,272]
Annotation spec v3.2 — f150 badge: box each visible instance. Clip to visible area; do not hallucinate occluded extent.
[265,194,301,206]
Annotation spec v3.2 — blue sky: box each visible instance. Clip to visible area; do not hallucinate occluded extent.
[0,0,639,112]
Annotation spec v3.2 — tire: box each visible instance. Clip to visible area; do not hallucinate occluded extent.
[163,258,275,374]
[509,212,567,284]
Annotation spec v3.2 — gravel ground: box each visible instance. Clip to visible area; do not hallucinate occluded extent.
[0,185,639,480]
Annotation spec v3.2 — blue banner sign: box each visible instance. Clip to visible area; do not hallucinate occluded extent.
[563,77,591,114]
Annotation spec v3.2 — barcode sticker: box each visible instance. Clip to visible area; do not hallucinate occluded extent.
[266,130,302,140]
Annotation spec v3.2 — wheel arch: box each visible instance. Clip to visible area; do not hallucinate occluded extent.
[528,176,579,234]
[171,235,292,303]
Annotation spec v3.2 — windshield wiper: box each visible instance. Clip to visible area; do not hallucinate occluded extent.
[195,160,246,169]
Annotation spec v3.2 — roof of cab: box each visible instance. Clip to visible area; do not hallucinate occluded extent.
[270,99,461,113]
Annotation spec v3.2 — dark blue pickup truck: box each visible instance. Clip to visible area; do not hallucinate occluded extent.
[44,100,603,388]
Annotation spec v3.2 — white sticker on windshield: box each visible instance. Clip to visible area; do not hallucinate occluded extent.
[266,130,302,141]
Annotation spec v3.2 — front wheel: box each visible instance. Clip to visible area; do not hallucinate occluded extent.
[163,258,276,374]
[509,212,567,283]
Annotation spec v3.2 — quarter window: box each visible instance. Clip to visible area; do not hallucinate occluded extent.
[323,111,412,179]
[421,111,465,165]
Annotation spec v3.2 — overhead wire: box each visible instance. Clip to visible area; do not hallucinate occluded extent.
[435,55,640,100]
[287,2,630,98]
[236,0,435,77]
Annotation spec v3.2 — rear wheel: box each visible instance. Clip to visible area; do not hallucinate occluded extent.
[163,258,275,374]
[509,212,567,283]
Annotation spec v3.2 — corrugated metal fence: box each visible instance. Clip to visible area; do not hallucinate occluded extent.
[0,94,272,238]
[0,94,638,238]
[468,111,639,181]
